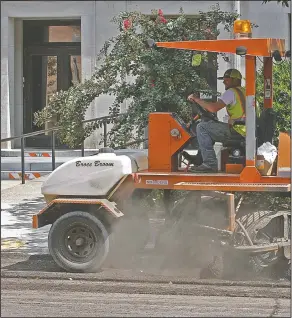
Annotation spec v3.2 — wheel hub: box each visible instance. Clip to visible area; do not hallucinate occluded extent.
[65,225,96,258]
[75,237,85,246]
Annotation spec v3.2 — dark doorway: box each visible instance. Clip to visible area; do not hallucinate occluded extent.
[23,20,81,148]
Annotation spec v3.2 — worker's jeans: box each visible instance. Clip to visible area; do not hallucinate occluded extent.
[196,121,232,169]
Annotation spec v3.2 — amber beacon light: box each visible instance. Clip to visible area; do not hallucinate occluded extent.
[233,20,252,38]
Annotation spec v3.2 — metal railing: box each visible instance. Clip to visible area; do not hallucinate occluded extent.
[1,114,147,184]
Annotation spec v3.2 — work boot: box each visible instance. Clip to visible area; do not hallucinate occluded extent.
[190,163,218,173]
[181,151,203,166]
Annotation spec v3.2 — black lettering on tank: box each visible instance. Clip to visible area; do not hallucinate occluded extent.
[95,161,114,167]
[76,161,92,167]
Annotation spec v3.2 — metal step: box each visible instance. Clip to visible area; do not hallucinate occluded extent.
[174,182,291,192]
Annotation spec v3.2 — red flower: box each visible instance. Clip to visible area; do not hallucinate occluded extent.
[158,9,163,16]
[123,19,132,30]
[204,28,215,39]
[159,16,168,24]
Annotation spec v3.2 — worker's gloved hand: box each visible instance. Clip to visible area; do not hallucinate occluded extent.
[228,117,233,128]
[187,93,199,103]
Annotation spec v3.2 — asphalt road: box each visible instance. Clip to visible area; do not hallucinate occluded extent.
[1,275,290,317]
[1,252,291,317]
[1,179,291,317]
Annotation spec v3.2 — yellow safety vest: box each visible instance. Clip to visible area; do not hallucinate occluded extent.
[226,87,246,136]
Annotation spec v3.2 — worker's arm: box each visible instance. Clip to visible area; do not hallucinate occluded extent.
[188,94,226,113]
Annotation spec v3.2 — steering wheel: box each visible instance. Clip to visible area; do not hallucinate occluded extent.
[191,102,218,121]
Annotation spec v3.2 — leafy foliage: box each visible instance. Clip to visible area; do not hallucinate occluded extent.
[248,60,291,210]
[239,192,291,211]
[34,4,238,148]
[262,0,290,7]
[256,60,291,139]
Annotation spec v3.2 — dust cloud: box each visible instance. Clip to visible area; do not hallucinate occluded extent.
[103,191,287,281]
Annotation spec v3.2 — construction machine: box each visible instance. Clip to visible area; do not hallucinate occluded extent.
[32,20,291,278]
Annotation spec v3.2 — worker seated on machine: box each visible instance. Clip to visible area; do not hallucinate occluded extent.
[186,68,246,173]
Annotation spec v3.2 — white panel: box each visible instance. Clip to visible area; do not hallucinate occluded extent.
[1,16,13,149]
[14,25,23,145]
[126,1,231,14]
[1,1,94,18]
[84,1,127,148]
[1,46,8,75]
[1,17,9,47]
[1,75,11,147]
[240,1,289,42]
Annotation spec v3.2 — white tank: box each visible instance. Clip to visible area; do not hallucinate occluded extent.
[41,149,148,197]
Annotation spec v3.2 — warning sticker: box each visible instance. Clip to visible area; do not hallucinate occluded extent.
[146,180,168,185]
[264,79,271,99]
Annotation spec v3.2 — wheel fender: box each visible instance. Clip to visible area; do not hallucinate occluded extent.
[32,198,124,229]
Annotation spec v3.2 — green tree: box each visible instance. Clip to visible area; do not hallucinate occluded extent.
[262,0,290,7]
[244,60,291,211]
[34,4,238,148]
[256,60,291,139]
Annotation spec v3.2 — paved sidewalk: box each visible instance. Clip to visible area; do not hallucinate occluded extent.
[1,176,49,254]
[2,180,23,190]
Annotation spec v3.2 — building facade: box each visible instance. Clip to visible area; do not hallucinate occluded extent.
[1,1,290,149]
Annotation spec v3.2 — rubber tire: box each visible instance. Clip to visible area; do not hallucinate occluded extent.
[48,211,110,273]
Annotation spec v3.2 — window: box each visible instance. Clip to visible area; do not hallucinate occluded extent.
[23,20,81,45]
[48,26,81,43]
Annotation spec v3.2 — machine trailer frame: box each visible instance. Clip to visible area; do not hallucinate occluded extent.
[32,20,291,277]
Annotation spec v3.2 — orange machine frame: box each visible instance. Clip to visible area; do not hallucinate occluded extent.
[148,112,192,172]
[132,37,291,194]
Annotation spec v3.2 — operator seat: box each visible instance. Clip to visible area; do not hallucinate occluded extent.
[222,108,276,165]
[223,108,276,148]
[257,108,275,146]
[221,119,245,165]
